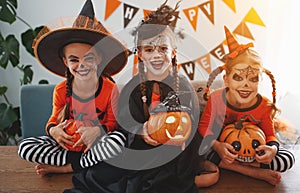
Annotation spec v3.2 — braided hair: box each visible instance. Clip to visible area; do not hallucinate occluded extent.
[57,67,74,123]
[133,1,181,120]
[204,49,279,116]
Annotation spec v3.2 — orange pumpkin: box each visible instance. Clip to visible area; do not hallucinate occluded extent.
[64,118,92,152]
[219,115,266,162]
[147,111,192,146]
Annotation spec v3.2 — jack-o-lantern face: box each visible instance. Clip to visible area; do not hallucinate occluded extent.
[219,121,266,162]
[147,111,192,146]
[64,119,92,152]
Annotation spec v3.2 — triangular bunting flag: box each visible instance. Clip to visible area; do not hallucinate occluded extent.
[234,22,254,40]
[181,61,195,80]
[132,54,139,77]
[123,3,139,28]
[143,9,153,20]
[210,43,226,62]
[199,0,215,25]
[183,6,199,31]
[195,53,211,74]
[222,0,236,13]
[243,7,265,27]
[104,0,121,20]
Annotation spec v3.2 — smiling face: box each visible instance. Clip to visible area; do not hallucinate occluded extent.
[138,29,175,80]
[62,43,102,81]
[224,50,262,108]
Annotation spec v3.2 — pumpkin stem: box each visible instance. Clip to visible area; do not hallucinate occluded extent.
[235,114,261,129]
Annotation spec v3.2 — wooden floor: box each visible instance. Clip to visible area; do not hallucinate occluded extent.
[0,145,299,193]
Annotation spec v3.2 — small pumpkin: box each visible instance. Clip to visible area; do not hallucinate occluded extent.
[219,114,266,162]
[64,113,92,152]
[147,111,192,146]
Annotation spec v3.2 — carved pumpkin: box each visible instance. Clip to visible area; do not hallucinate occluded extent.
[219,114,266,162]
[147,111,192,146]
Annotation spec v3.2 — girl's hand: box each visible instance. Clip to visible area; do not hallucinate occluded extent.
[73,126,101,153]
[141,122,159,146]
[49,120,73,150]
[255,144,277,164]
[213,140,238,164]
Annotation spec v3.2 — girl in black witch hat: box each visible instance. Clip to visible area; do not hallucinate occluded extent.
[18,1,130,192]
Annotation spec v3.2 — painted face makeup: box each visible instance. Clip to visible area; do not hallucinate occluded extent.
[225,64,261,108]
[63,43,101,80]
[139,34,173,78]
[234,66,260,78]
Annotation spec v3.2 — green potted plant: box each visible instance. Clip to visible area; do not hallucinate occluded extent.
[0,0,46,145]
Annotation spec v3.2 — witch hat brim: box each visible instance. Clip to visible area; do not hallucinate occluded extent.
[33,0,128,77]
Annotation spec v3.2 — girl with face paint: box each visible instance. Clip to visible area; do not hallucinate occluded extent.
[117,1,206,193]
[18,1,130,192]
[198,26,295,186]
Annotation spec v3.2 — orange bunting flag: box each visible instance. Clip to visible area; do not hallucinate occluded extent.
[199,0,215,25]
[123,3,139,28]
[132,54,139,77]
[183,6,199,31]
[195,53,211,74]
[243,7,265,27]
[222,0,236,13]
[181,61,196,80]
[143,9,153,20]
[234,22,254,40]
[104,0,121,20]
[210,43,226,62]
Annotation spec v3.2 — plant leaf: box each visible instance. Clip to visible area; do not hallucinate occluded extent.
[0,103,18,130]
[0,34,19,68]
[0,86,7,95]
[0,0,17,24]
[21,26,44,57]
[19,64,33,85]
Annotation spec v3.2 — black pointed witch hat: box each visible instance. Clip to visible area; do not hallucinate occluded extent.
[32,0,128,77]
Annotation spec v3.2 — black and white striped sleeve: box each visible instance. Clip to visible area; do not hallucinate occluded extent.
[79,130,126,168]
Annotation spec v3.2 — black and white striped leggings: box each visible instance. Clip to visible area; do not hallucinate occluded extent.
[18,130,126,169]
[206,147,295,172]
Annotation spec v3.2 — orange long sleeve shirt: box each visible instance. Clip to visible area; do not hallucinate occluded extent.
[198,88,278,144]
[46,77,119,135]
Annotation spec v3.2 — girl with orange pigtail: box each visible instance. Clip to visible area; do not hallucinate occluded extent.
[198,26,295,186]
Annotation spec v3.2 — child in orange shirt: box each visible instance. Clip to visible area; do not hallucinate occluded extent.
[198,26,295,185]
[18,0,129,192]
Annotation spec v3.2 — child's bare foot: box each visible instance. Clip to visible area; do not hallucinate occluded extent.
[195,171,219,187]
[195,161,219,187]
[35,164,72,176]
[220,161,281,186]
[257,170,281,186]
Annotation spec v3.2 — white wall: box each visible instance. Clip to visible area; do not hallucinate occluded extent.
[1,0,300,128]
